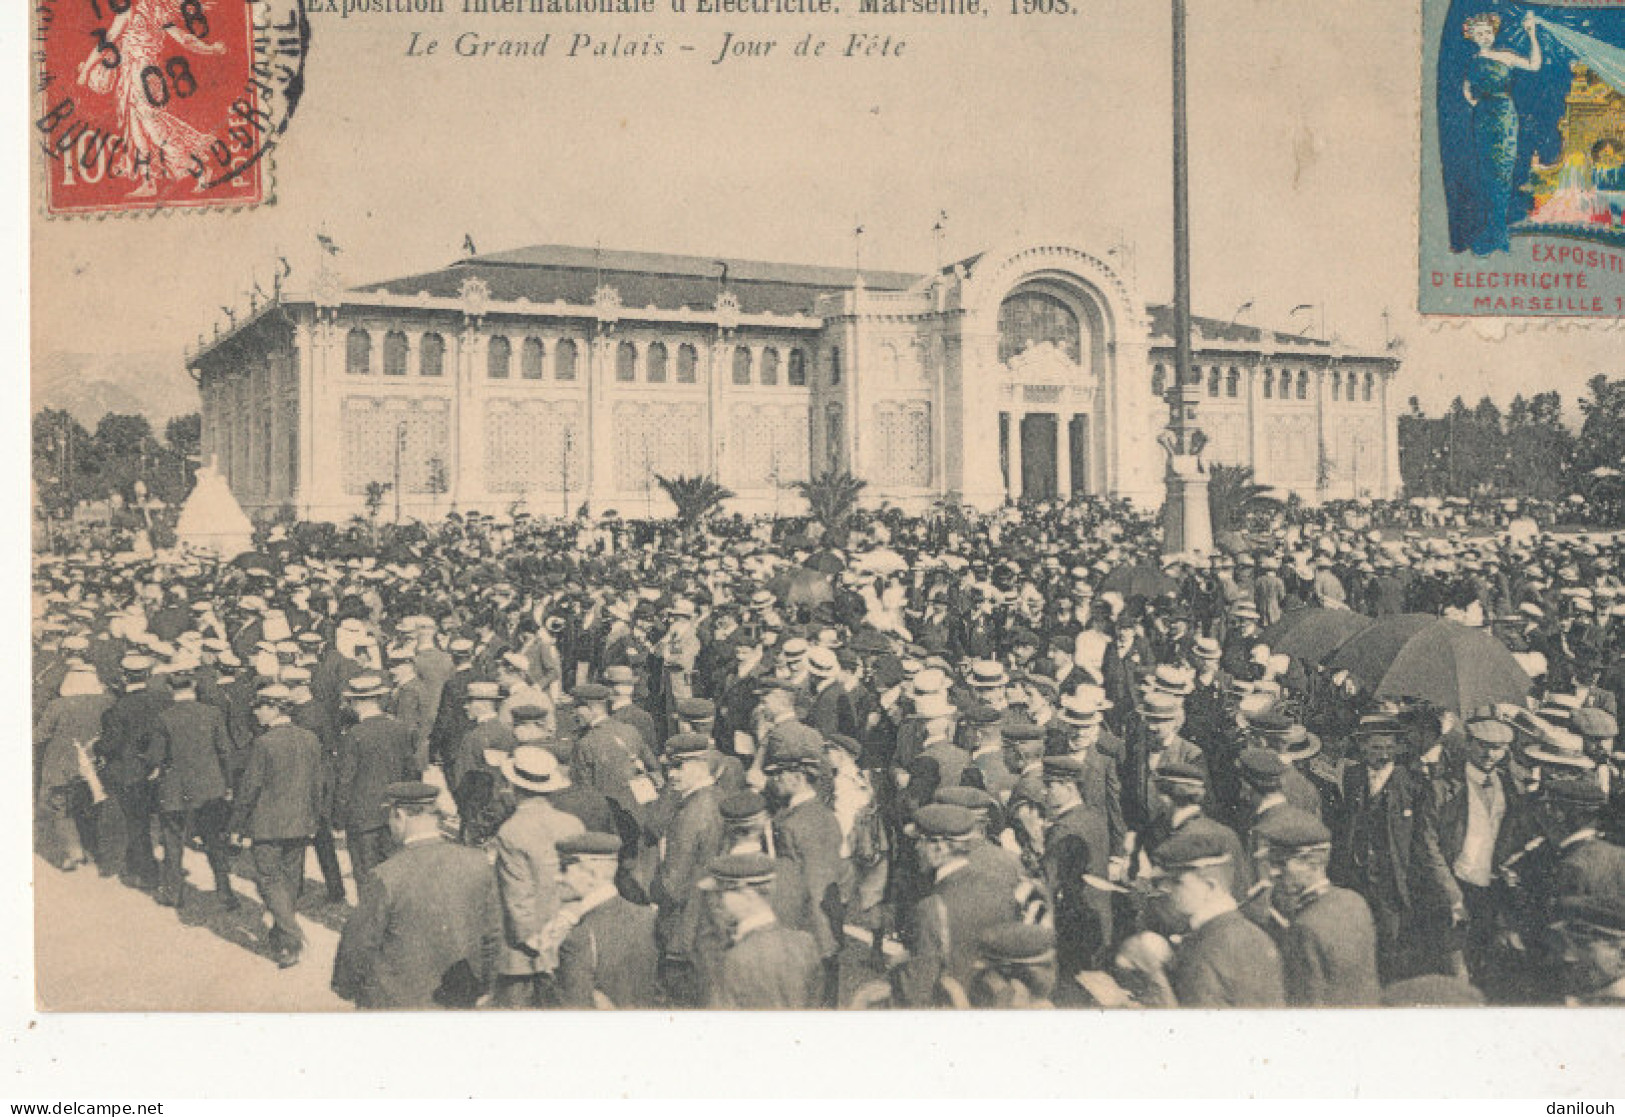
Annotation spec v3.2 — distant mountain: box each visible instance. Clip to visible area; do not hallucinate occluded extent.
[32,350,199,427]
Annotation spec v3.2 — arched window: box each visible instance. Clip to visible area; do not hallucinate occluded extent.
[677,343,697,384]
[420,332,444,377]
[732,347,752,386]
[788,349,807,387]
[1263,368,1274,399]
[383,331,408,377]
[1363,372,1374,402]
[1208,367,1221,397]
[760,348,780,386]
[522,337,545,380]
[346,329,372,375]
[830,346,842,386]
[1152,364,1167,397]
[647,342,667,383]
[488,335,511,379]
[1226,367,1239,398]
[1331,372,1341,402]
[555,339,577,381]
[616,341,637,383]
[1296,371,1308,400]
[998,289,1081,362]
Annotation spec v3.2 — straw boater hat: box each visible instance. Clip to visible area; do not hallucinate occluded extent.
[1059,685,1112,727]
[502,745,572,793]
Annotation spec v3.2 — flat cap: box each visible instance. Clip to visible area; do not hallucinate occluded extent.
[675,697,717,721]
[913,803,980,840]
[1354,714,1404,738]
[383,781,441,806]
[1041,754,1088,780]
[1152,828,1234,871]
[465,680,503,702]
[1465,717,1515,746]
[510,704,550,725]
[557,832,622,863]
[1001,721,1046,742]
[697,852,776,891]
[253,684,293,707]
[719,790,771,824]
[1152,760,1206,789]
[1253,806,1332,852]
[977,922,1056,966]
[572,682,613,702]
[1542,777,1606,806]
[344,674,389,699]
[934,786,998,814]
[664,732,713,761]
[1238,747,1286,789]
[964,703,1004,727]
[763,739,822,772]
[1556,894,1625,938]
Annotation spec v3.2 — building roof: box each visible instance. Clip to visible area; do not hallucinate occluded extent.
[354,244,919,318]
[1143,304,1334,351]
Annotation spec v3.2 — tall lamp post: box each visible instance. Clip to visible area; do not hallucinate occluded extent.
[1160,0,1214,557]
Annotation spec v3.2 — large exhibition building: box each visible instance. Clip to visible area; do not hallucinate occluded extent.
[189,241,1404,521]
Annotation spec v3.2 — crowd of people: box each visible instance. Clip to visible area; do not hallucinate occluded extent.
[31,495,1625,1009]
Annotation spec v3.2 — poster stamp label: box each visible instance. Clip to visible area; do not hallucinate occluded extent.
[1420,0,1625,316]
[35,0,309,216]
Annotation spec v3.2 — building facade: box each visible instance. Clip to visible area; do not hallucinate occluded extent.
[190,241,1403,521]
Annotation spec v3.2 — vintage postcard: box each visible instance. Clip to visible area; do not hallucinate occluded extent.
[23,0,1625,1061]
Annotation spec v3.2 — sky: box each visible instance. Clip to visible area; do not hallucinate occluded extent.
[29,0,1625,418]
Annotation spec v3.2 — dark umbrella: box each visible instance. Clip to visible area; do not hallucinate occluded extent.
[229,550,279,574]
[1325,614,1532,712]
[805,550,846,575]
[1215,530,1251,556]
[782,567,834,609]
[1099,563,1178,600]
[1262,607,1375,665]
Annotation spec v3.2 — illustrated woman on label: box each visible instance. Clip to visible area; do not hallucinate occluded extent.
[1461,11,1542,255]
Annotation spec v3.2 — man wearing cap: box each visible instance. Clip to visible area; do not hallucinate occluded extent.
[571,682,663,836]
[553,833,660,1008]
[1052,687,1128,872]
[1555,895,1625,1005]
[1334,715,1461,982]
[1040,753,1115,985]
[97,654,171,889]
[1245,710,1325,821]
[34,663,112,873]
[332,782,502,1009]
[767,739,847,1006]
[1435,714,1523,984]
[605,665,657,754]
[965,922,1058,1009]
[286,665,349,904]
[448,680,517,844]
[1124,689,1206,837]
[146,667,237,911]
[964,705,1019,802]
[1146,762,1253,903]
[699,853,823,1008]
[490,746,587,1006]
[236,686,325,967]
[333,676,417,886]
[1254,807,1379,1006]
[427,636,479,779]
[1148,829,1286,1007]
[806,646,857,740]
[651,733,725,1007]
[894,803,1021,1007]
[385,646,434,774]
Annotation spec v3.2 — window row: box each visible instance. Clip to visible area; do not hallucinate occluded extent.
[1148,364,1378,403]
[345,328,822,389]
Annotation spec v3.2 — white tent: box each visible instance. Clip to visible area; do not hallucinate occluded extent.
[173,461,255,560]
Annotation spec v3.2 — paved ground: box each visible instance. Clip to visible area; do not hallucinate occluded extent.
[34,841,351,1012]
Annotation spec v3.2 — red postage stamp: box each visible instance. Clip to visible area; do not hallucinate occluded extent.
[34,0,309,216]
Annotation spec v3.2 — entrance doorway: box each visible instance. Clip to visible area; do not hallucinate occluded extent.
[1020,413,1058,501]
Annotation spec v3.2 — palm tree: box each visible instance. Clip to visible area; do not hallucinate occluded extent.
[655,473,734,539]
[1207,463,1281,532]
[790,468,868,546]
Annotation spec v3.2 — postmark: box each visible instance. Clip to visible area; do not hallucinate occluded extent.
[34,0,310,216]
[1421,0,1625,317]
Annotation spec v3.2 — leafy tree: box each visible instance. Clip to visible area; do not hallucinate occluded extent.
[790,469,868,546]
[1207,463,1282,532]
[655,473,734,538]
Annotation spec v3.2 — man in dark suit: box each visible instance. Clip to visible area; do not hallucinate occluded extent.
[805,647,856,739]
[1053,688,1128,874]
[146,667,236,912]
[650,733,724,1006]
[700,853,822,1009]
[1041,753,1115,982]
[331,782,502,1009]
[1144,762,1253,902]
[1332,715,1463,983]
[894,803,1020,1007]
[98,654,171,889]
[427,637,477,775]
[1148,828,1286,1007]
[1255,807,1380,1006]
[332,675,417,885]
[553,833,660,1008]
[766,739,847,1005]
[235,685,326,968]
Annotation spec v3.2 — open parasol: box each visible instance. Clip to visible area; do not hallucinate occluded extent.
[1100,563,1178,600]
[1324,613,1532,712]
[1261,607,1375,665]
